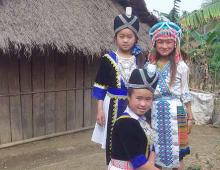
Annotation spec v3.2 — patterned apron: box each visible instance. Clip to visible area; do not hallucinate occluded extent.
[152,63,189,168]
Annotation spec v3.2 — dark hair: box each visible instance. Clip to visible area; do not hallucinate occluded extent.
[127,88,134,97]
[145,109,152,124]
[180,49,188,61]
[128,87,151,96]
[169,50,177,87]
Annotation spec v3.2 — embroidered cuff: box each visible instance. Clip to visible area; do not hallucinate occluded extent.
[92,86,107,100]
[130,154,148,169]
[181,93,192,103]
[180,147,190,159]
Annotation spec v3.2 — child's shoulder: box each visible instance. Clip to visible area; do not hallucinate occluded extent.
[101,51,117,61]
[114,117,143,135]
[177,60,189,71]
[115,116,139,128]
[103,50,115,57]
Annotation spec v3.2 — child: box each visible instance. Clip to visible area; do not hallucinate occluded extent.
[108,68,159,170]
[145,21,193,170]
[91,8,141,164]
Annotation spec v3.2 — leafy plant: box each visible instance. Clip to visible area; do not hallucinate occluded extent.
[182,22,220,90]
[169,0,181,22]
[186,165,201,170]
[179,0,220,29]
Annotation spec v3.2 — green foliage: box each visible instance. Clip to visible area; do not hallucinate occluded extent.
[168,0,181,22]
[179,0,220,29]
[207,23,220,73]
[186,165,201,170]
[182,23,220,78]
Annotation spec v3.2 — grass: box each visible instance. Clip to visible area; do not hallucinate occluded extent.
[186,165,201,170]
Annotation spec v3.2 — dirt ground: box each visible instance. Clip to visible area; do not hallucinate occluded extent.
[0,125,219,170]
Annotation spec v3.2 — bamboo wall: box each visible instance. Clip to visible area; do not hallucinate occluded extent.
[0,48,98,146]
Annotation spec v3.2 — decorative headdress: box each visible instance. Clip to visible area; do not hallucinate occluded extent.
[128,68,158,93]
[114,7,139,36]
[114,7,141,56]
[148,21,183,63]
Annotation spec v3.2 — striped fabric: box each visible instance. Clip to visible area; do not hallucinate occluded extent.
[177,106,188,147]
[177,105,190,159]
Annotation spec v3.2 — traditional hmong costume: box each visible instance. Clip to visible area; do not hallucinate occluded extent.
[145,22,192,168]
[108,68,158,170]
[91,8,140,165]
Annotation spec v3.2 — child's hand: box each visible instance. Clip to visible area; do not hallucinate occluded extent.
[96,110,105,127]
[137,152,159,170]
[148,151,155,164]
[152,166,160,170]
[138,161,160,170]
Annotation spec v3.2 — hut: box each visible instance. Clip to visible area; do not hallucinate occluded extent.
[0,0,156,147]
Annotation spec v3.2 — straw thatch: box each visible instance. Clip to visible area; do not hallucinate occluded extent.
[0,0,152,56]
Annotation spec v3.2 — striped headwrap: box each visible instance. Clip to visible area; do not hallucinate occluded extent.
[114,14,139,36]
[128,68,158,93]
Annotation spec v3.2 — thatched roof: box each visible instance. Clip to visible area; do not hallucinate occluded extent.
[0,0,152,55]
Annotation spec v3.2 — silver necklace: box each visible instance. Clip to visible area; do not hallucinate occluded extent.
[116,52,136,84]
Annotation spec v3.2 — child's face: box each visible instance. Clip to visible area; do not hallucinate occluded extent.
[128,89,153,116]
[115,28,136,53]
[156,39,175,57]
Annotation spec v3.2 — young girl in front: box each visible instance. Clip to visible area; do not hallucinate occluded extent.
[145,21,193,170]
[91,8,141,165]
[109,68,159,170]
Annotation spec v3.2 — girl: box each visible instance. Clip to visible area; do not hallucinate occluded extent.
[108,68,159,170]
[145,21,193,170]
[91,8,141,165]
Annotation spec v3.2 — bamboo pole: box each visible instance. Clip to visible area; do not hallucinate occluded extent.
[0,126,94,149]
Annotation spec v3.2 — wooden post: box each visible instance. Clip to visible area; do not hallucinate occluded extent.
[32,53,45,137]
[55,53,67,132]
[66,53,76,130]
[0,55,11,144]
[20,56,33,139]
[91,59,100,125]
[8,55,23,142]
[84,58,92,127]
[75,53,84,128]
[45,54,56,135]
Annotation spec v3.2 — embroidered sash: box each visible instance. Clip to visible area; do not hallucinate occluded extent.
[152,63,180,168]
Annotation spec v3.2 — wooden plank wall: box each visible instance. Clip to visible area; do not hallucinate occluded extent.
[55,52,67,132]
[32,51,45,137]
[20,56,33,139]
[66,53,76,130]
[45,53,56,135]
[8,55,23,141]
[0,55,11,144]
[0,50,98,145]
[75,52,84,129]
